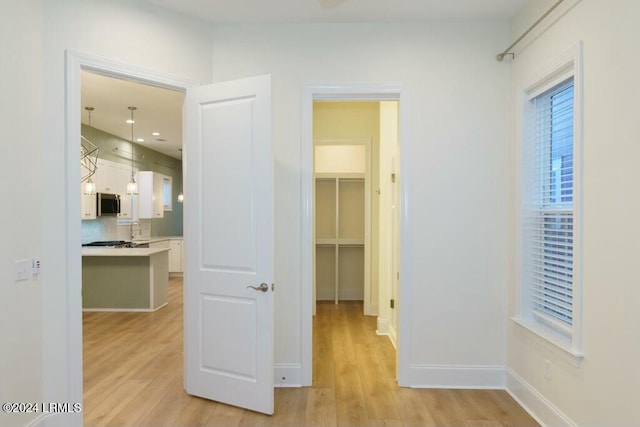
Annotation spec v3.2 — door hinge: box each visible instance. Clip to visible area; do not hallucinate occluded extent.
[391,173,396,183]
[390,299,395,309]
[397,272,400,280]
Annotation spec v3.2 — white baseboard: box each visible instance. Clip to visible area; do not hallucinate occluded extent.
[387,324,397,349]
[24,413,47,427]
[376,317,390,335]
[406,364,505,389]
[274,363,302,387]
[506,368,577,427]
[27,411,81,427]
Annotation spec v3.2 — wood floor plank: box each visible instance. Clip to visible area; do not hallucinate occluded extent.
[204,401,244,427]
[304,388,337,427]
[83,280,539,427]
[271,388,309,427]
[392,387,439,427]
[173,396,217,427]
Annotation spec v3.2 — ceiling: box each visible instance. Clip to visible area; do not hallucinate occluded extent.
[145,0,526,24]
[81,71,184,160]
[81,1,526,162]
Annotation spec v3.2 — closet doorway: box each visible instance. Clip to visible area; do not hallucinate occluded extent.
[312,100,400,347]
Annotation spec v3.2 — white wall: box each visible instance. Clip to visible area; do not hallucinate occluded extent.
[507,0,640,425]
[211,22,510,386]
[0,1,213,426]
[0,2,44,426]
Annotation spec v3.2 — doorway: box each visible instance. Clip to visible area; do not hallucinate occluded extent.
[65,51,193,416]
[301,86,407,386]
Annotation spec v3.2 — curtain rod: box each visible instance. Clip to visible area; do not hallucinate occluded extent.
[497,0,565,61]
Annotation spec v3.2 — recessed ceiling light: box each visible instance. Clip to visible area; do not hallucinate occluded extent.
[126,119,135,124]
[136,138,144,142]
[152,132,160,136]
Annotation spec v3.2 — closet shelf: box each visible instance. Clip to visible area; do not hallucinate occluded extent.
[316,238,364,246]
[315,175,366,304]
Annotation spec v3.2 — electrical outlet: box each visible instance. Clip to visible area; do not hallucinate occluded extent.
[14,259,31,282]
[544,359,552,380]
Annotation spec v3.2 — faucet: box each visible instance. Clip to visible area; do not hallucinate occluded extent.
[130,221,142,240]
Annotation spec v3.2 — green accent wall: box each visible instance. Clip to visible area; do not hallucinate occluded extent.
[82,124,183,236]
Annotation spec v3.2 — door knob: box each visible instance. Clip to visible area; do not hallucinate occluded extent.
[247,283,269,292]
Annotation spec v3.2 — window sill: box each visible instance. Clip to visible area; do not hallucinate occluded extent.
[511,317,584,362]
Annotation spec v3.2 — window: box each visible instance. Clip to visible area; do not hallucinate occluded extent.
[518,44,582,355]
[162,175,173,211]
[528,80,574,332]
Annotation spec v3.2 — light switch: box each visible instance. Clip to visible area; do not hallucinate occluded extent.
[14,259,31,282]
[32,258,41,275]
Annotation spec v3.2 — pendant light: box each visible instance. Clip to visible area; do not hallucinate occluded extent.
[177,147,184,203]
[126,106,139,195]
[82,106,98,195]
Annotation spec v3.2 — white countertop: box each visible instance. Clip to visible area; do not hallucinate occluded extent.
[82,247,170,257]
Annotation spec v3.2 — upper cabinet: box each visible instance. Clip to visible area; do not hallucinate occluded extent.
[138,171,166,219]
[94,158,135,195]
[93,158,117,194]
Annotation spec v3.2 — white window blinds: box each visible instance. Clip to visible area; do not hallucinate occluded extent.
[525,79,575,332]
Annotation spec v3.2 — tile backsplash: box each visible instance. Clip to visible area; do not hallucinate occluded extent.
[81,217,151,244]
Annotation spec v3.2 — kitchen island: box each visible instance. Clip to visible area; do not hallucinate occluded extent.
[81,246,170,311]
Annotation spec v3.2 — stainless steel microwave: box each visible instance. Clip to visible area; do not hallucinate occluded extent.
[96,193,121,216]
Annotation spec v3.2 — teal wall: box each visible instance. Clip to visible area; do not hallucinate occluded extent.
[82,124,183,236]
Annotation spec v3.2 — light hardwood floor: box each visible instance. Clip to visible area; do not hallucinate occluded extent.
[83,278,539,427]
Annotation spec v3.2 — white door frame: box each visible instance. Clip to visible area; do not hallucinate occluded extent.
[63,50,197,425]
[301,84,411,386]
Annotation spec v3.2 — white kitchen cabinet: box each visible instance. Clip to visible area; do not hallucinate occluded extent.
[81,194,96,220]
[81,163,97,220]
[94,158,118,194]
[118,194,133,219]
[114,162,134,195]
[137,171,165,219]
[149,240,170,249]
[149,238,183,273]
[169,238,183,273]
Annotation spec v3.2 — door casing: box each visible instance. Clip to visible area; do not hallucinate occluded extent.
[63,50,196,427]
[300,85,411,386]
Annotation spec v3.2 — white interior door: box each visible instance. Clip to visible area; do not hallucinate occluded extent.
[183,75,274,414]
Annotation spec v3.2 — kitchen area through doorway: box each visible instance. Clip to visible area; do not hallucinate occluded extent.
[79,70,185,422]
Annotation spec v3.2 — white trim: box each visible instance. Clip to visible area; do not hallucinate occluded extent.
[406,365,505,389]
[26,411,78,427]
[511,317,584,361]
[301,83,409,387]
[25,413,47,427]
[63,50,196,426]
[81,303,168,313]
[274,364,303,388]
[387,323,398,350]
[376,317,390,335]
[506,368,578,427]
